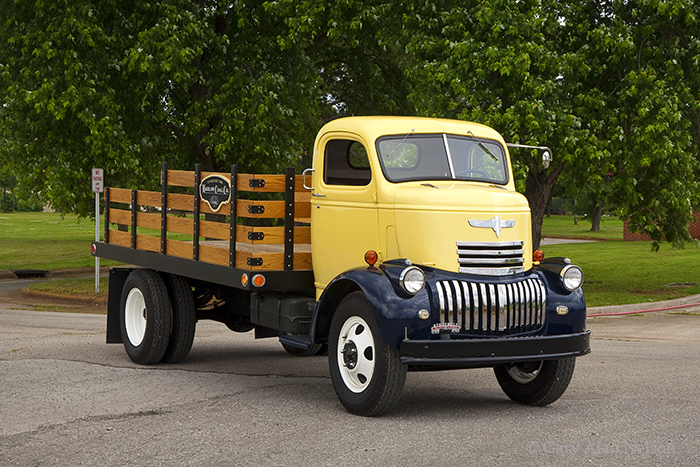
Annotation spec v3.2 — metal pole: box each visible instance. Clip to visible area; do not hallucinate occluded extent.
[95,191,100,294]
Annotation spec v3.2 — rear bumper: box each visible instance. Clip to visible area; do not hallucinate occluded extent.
[399,330,590,369]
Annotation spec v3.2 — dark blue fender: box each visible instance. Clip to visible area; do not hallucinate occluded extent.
[534,258,587,335]
[310,258,588,352]
[310,261,433,350]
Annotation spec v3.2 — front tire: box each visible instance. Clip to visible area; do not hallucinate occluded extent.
[494,358,576,406]
[120,269,173,365]
[328,292,406,416]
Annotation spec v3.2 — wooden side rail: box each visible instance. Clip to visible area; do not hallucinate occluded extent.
[104,163,312,271]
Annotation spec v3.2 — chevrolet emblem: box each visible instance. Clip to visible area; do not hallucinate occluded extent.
[468,216,515,238]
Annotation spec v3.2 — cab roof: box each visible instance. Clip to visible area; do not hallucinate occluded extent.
[318,116,505,144]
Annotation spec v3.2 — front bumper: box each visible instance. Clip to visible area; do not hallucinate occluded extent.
[400,330,590,369]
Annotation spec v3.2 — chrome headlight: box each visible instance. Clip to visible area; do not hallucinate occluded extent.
[560,265,584,291]
[399,266,426,295]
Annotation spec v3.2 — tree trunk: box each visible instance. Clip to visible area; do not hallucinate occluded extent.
[590,204,604,232]
[524,162,565,251]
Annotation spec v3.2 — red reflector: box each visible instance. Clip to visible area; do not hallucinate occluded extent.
[91,244,96,254]
[364,250,378,266]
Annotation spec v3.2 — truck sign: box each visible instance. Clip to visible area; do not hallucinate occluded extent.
[199,175,231,212]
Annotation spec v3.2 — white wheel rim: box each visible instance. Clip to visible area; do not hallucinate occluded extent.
[125,288,147,347]
[507,361,544,384]
[337,316,375,393]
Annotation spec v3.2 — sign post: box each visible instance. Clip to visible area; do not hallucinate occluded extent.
[92,168,104,294]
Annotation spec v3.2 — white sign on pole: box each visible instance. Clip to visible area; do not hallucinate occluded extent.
[92,168,104,193]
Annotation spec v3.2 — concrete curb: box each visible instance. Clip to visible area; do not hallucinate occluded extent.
[587,294,700,315]
[20,287,108,307]
[0,270,16,280]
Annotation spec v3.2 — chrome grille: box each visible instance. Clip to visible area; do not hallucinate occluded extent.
[457,241,525,276]
[435,277,546,335]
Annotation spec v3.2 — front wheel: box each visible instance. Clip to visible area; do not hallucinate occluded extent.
[494,358,576,406]
[328,292,407,416]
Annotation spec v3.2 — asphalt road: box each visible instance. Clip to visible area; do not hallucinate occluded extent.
[1,294,699,466]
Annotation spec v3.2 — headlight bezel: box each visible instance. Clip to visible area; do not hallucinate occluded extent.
[560,264,584,291]
[399,266,426,295]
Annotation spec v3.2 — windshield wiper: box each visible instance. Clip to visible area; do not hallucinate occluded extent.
[467,130,499,162]
[384,128,415,159]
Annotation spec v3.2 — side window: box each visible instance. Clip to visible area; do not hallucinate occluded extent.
[324,139,371,186]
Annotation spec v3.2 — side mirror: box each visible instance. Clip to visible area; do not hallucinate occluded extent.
[542,151,551,169]
[506,143,553,169]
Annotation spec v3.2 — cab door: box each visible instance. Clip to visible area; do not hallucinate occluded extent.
[310,132,379,296]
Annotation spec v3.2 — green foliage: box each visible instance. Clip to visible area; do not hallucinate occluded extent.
[559,0,700,249]
[1,0,699,250]
[0,1,413,218]
[403,0,700,249]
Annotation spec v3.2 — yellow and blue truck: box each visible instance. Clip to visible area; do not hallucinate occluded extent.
[92,116,589,416]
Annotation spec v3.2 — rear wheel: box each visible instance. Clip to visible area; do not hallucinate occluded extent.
[160,274,196,363]
[328,292,406,416]
[120,269,172,365]
[494,358,576,406]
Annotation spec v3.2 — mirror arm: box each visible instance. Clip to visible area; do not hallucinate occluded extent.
[505,143,553,169]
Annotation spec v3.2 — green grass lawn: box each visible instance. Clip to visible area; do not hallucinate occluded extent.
[541,239,700,307]
[541,215,623,240]
[30,277,109,299]
[0,212,118,270]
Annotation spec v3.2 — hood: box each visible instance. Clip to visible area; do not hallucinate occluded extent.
[389,183,533,274]
[392,182,530,212]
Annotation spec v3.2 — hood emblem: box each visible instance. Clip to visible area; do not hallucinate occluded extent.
[468,216,515,238]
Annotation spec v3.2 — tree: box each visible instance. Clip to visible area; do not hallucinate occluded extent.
[0,170,17,213]
[403,0,700,249]
[559,0,700,248]
[403,0,579,249]
[1,0,413,216]
[2,0,699,251]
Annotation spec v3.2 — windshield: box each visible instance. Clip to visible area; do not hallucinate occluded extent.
[376,133,508,184]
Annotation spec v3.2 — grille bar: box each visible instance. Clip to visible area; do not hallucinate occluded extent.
[435,277,546,335]
[457,241,525,276]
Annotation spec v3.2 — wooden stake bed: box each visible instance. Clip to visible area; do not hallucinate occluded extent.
[92,163,315,292]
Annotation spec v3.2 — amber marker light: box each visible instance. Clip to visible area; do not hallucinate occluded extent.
[252,274,266,287]
[241,273,249,287]
[364,250,379,266]
[533,249,545,263]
